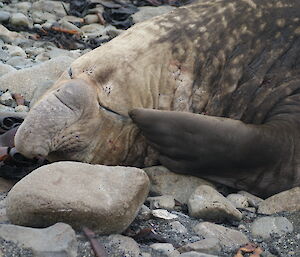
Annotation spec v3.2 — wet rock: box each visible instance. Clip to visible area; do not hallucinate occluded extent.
[144,166,213,204]
[0,24,23,44]
[258,187,300,214]
[0,223,77,257]
[170,221,188,234]
[152,209,178,220]
[132,6,176,23]
[0,56,74,101]
[0,91,14,106]
[31,11,56,24]
[150,243,180,256]
[251,216,293,239]
[178,238,221,255]
[7,162,150,234]
[0,63,15,77]
[107,234,141,257]
[9,13,31,27]
[0,11,11,23]
[14,105,29,112]
[226,194,248,208]
[188,185,242,222]
[32,1,69,18]
[238,191,263,208]
[148,195,176,210]
[179,252,220,257]
[194,222,249,250]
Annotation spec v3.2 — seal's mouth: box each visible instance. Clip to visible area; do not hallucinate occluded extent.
[98,102,129,120]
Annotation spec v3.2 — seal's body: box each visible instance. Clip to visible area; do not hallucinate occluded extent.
[15,0,300,197]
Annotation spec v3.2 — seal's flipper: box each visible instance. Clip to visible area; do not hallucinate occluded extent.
[129,109,281,175]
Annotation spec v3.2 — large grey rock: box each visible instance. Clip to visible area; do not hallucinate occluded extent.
[144,166,213,204]
[7,162,150,234]
[0,56,74,101]
[188,185,242,222]
[6,56,33,69]
[0,62,16,77]
[178,238,221,255]
[194,222,249,250]
[107,234,141,257]
[251,217,293,239]
[132,6,176,23]
[258,187,300,214]
[0,223,77,257]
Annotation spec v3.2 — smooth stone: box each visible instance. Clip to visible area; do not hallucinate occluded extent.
[0,63,16,77]
[7,162,150,234]
[179,252,220,257]
[0,24,23,44]
[150,243,180,257]
[46,46,81,60]
[170,221,188,234]
[0,91,14,106]
[25,47,45,58]
[84,14,99,24]
[32,1,69,18]
[81,23,106,35]
[238,191,263,208]
[178,238,221,255]
[148,195,176,210]
[6,56,33,69]
[152,209,178,220]
[144,166,214,204]
[61,16,84,24]
[194,222,249,250]
[188,185,242,222]
[132,6,176,23]
[258,187,300,214]
[0,223,77,257]
[0,56,74,101]
[226,194,249,208]
[9,13,30,27]
[35,52,51,62]
[251,216,293,239]
[107,234,141,257]
[0,11,11,23]
[14,105,29,112]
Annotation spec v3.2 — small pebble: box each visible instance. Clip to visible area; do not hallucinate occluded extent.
[15,105,29,112]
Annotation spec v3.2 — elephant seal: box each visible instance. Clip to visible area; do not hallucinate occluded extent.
[15,0,300,197]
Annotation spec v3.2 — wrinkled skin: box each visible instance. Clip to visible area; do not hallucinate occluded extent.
[15,0,300,197]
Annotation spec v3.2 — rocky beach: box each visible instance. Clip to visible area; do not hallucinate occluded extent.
[0,1,299,257]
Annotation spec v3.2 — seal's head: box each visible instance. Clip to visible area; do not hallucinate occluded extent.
[14,78,146,166]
